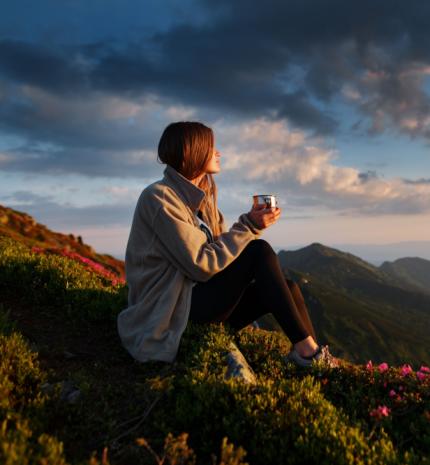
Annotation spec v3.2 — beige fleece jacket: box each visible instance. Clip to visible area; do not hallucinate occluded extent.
[117,164,264,363]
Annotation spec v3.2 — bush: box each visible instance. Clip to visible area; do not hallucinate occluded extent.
[0,332,69,465]
[148,323,421,465]
[0,236,127,321]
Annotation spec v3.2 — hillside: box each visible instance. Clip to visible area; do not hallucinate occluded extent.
[380,257,430,296]
[276,243,430,367]
[0,203,125,281]
[1,235,429,465]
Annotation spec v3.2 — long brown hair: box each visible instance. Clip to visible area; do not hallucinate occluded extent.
[157,122,223,240]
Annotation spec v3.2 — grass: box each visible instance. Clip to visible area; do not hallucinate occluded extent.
[0,235,429,464]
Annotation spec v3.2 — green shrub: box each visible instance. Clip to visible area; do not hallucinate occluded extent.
[0,236,126,321]
[0,414,67,465]
[148,323,419,465]
[0,331,70,465]
[0,332,47,412]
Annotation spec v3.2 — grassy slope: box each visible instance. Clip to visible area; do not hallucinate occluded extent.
[1,235,430,465]
[0,204,124,278]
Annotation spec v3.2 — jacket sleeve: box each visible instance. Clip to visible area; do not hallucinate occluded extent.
[218,209,228,234]
[152,190,264,282]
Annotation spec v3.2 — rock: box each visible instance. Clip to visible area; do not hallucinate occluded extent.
[40,382,55,395]
[224,342,257,385]
[59,380,82,404]
[63,350,78,360]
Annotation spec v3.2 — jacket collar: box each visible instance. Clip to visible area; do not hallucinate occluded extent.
[162,164,206,213]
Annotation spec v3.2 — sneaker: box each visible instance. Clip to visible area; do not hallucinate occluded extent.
[284,344,340,369]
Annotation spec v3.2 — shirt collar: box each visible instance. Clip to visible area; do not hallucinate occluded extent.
[162,164,206,212]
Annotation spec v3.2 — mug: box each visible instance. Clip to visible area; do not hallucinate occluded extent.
[252,194,278,209]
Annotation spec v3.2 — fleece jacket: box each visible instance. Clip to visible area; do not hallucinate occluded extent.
[117,164,264,363]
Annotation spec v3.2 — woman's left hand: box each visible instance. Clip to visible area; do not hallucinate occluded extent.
[248,205,281,229]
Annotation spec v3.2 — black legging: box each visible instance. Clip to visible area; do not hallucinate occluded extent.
[189,239,317,344]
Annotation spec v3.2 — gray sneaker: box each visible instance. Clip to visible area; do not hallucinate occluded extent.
[284,344,340,368]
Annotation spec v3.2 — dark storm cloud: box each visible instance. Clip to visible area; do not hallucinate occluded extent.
[0,40,89,94]
[0,79,158,151]
[0,145,163,178]
[1,0,430,177]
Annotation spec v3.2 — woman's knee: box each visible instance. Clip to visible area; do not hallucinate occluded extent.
[244,239,277,260]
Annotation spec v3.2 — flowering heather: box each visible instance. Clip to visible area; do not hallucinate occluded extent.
[60,249,125,286]
[378,362,389,373]
[370,405,391,420]
[31,246,125,286]
[400,364,413,377]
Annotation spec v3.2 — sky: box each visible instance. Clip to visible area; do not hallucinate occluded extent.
[1,0,430,263]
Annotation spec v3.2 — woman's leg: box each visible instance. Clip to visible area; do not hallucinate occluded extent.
[224,279,317,341]
[285,279,317,341]
[189,239,319,352]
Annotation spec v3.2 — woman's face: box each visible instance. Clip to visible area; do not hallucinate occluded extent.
[204,147,221,175]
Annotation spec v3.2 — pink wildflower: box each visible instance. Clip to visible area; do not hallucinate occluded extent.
[31,246,44,254]
[399,386,404,391]
[58,249,125,285]
[366,360,373,371]
[389,389,396,397]
[417,371,427,381]
[400,364,413,377]
[420,366,430,373]
[378,362,389,373]
[370,405,391,420]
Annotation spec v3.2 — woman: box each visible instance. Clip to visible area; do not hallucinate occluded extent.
[117,121,339,368]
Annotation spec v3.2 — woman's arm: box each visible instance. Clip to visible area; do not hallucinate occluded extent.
[218,208,228,234]
[151,188,264,282]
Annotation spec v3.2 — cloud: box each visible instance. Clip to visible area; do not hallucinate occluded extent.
[0,87,198,177]
[403,177,430,184]
[0,0,430,138]
[212,118,430,215]
[2,0,430,145]
[3,190,134,228]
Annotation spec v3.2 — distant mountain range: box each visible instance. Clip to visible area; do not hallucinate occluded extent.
[274,241,430,266]
[260,243,430,367]
[380,257,430,296]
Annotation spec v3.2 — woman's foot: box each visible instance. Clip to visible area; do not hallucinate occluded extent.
[284,344,341,368]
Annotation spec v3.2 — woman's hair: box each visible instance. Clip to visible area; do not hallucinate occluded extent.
[157,121,223,240]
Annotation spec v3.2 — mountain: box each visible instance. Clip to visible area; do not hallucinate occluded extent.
[380,257,430,296]
[0,203,124,280]
[274,241,430,266]
[273,242,430,366]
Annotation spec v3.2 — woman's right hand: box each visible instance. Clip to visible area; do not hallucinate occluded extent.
[247,204,281,229]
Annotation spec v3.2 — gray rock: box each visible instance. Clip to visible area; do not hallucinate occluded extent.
[59,380,82,403]
[224,342,257,385]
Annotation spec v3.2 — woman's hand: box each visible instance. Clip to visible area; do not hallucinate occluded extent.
[247,204,281,229]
